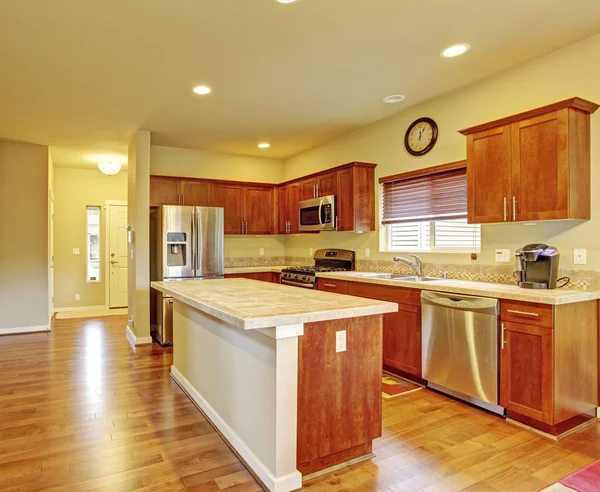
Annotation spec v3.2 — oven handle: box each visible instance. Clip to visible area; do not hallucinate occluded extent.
[281,279,315,289]
[318,199,324,228]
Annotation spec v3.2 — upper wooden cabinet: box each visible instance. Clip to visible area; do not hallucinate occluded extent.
[150,177,210,207]
[210,183,244,234]
[243,186,275,235]
[180,180,210,206]
[336,164,375,232]
[460,98,598,224]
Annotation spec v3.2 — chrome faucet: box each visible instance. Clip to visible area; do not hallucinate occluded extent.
[393,254,422,276]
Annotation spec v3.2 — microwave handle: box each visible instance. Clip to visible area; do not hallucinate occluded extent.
[318,199,324,228]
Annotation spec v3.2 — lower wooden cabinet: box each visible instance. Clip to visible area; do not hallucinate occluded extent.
[318,279,349,294]
[224,272,274,282]
[500,321,553,424]
[383,305,421,378]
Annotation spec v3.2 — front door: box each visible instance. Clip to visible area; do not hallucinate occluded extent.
[108,204,128,308]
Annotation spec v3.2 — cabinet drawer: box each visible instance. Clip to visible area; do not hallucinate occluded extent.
[501,300,553,328]
[348,281,420,306]
[318,279,350,295]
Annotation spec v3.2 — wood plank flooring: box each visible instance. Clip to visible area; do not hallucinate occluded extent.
[0,316,598,491]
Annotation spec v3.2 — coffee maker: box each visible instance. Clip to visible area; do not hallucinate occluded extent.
[514,244,560,289]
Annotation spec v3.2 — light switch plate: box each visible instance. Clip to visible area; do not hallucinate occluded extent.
[336,330,347,353]
[259,248,264,256]
[574,249,587,265]
[365,248,370,258]
[309,248,314,256]
[495,249,510,262]
[73,248,80,255]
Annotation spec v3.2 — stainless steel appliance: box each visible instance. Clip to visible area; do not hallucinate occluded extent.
[514,243,560,289]
[299,195,336,232]
[281,249,355,289]
[150,206,224,345]
[421,291,503,415]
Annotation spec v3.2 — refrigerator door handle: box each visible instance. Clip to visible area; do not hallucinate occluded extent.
[191,210,196,275]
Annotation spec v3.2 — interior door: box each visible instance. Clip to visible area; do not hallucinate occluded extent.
[108,204,128,308]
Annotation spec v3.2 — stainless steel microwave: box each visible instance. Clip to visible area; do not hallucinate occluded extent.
[299,195,336,231]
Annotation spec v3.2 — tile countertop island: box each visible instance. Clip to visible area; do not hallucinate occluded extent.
[316,272,600,305]
[151,278,397,492]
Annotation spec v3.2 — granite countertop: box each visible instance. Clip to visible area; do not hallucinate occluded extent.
[224,266,288,274]
[316,272,600,305]
[151,278,398,329]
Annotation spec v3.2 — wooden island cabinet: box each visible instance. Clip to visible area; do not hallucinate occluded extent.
[459,97,599,224]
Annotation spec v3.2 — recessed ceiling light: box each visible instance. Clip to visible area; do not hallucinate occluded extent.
[193,85,212,95]
[258,143,271,149]
[441,43,471,58]
[274,0,299,3]
[383,94,406,104]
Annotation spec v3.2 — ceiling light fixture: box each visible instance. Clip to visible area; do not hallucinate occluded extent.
[441,43,471,58]
[98,160,122,176]
[193,85,212,95]
[274,0,299,3]
[383,94,406,104]
[258,142,271,149]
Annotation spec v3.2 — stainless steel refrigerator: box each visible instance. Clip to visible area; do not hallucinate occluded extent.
[150,206,224,345]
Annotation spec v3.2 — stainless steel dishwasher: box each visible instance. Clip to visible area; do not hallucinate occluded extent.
[421,291,504,415]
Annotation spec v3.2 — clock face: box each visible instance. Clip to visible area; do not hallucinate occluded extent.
[405,118,438,156]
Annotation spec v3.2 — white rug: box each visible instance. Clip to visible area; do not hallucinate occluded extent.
[55,308,128,320]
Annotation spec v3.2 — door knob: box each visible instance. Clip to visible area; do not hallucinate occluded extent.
[111,260,119,265]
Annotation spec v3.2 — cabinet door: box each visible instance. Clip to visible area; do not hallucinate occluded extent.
[467,125,512,223]
[243,186,274,235]
[383,305,422,377]
[511,110,569,221]
[210,183,243,234]
[336,168,354,231]
[317,172,337,197]
[288,182,302,233]
[252,272,274,282]
[150,177,180,207]
[277,186,289,234]
[301,178,318,200]
[500,322,553,424]
[180,180,210,207]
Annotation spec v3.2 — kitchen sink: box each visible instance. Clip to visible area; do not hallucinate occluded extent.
[354,273,444,282]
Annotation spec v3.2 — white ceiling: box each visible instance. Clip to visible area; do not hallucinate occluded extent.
[1,0,600,166]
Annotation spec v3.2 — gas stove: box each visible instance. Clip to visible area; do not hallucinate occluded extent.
[281,249,355,289]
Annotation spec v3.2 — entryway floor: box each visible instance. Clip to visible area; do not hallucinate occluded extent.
[0,316,598,491]
[54,307,128,319]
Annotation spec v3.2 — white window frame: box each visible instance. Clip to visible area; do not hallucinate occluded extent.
[381,219,481,254]
[86,206,101,283]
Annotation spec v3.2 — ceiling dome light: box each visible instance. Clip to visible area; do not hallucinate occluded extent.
[258,142,271,149]
[383,94,406,104]
[274,0,299,3]
[193,85,212,95]
[98,160,122,176]
[441,43,471,58]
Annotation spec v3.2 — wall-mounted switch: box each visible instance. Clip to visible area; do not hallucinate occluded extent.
[336,330,347,353]
[495,249,510,262]
[259,248,264,256]
[75,294,80,301]
[309,248,314,256]
[365,248,370,258]
[73,248,80,255]
[574,249,587,265]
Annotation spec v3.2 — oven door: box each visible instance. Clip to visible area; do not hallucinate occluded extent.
[299,195,336,232]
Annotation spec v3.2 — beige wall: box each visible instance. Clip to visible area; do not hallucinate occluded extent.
[128,131,151,340]
[150,145,286,258]
[53,167,128,309]
[0,142,49,329]
[283,33,600,271]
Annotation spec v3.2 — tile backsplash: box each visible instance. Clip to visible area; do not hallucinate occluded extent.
[225,256,599,290]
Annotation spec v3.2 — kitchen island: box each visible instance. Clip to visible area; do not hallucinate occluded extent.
[151,278,398,492]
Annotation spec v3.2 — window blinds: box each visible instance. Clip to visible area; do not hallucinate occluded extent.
[381,167,467,225]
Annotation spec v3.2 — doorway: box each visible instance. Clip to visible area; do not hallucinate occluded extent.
[106,202,128,308]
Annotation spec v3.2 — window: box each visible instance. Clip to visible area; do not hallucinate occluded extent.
[380,163,481,253]
[87,206,101,282]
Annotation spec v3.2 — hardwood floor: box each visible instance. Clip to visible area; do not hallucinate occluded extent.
[0,316,598,492]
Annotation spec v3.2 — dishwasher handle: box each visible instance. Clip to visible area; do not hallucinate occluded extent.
[421,290,499,316]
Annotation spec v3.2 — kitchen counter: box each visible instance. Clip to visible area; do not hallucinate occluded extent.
[152,278,396,329]
[317,271,600,305]
[224,265,288,274]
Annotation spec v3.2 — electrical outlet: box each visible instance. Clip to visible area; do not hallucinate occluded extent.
[365,248,370,258]
[75,294,80,301]
[574,249,587,265]
[130,249,134,259]
[335,330,347,353]
[309,248,314,256]
[495,249,510,262]
[73,248,80,255]
[259,248,264,256]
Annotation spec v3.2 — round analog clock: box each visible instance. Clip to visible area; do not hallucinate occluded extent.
[405,117,438,156]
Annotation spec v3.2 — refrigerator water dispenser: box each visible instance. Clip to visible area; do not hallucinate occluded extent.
[166,232,187,267]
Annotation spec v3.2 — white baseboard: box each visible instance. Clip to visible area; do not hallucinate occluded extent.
[54,305,106,313]
[171,365,302,492]
[0,325,50,335]
[125,326,153,346]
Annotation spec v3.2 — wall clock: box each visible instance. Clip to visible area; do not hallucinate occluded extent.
[405,117,438,156]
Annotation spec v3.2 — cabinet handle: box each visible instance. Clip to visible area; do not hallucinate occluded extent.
[512,196,516,221]
[507,309,539,317]
[245,222,248,234]
[182,193,185,206]
[323,283,337,288]
[503,197,507,221]
[241,222,244,234]
[335,216,339,229]
[501,322,506,350]
[316,184,319,197]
